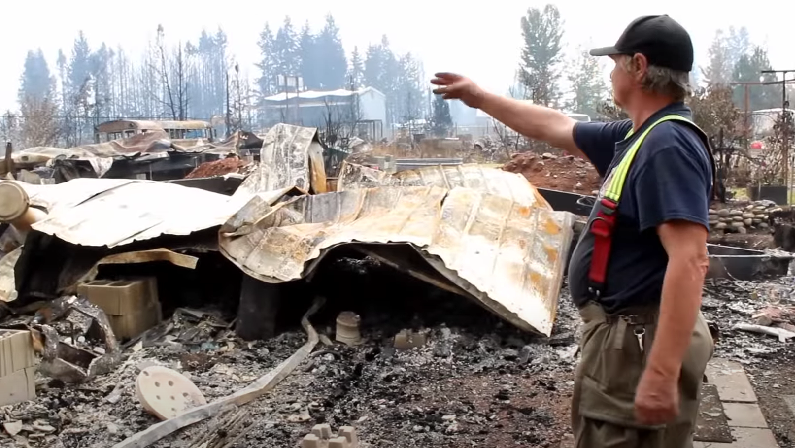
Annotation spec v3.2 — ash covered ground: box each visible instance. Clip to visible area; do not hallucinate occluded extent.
[3,258,795,448]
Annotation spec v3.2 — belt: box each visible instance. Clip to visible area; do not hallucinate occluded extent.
[579,302,659,352]
[578,301,659,325]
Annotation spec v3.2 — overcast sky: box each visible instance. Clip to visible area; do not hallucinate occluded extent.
[2,0,793,111]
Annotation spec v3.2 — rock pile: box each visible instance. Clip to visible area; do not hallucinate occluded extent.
[710,200,780,234]
[502,152,603,193]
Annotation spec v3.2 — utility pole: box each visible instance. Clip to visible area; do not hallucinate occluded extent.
[234,63,241,131]
[761,69,794,190]
[225,71,231,138]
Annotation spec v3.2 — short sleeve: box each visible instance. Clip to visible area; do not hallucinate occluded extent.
[633,147,711,232]
[573,120,633,176]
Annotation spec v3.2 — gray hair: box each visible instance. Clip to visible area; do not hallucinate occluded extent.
[623,56,691,101]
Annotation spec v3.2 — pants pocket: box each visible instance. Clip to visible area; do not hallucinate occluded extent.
[676,314,713,422]
[577,318,661,429]
[575,312,713,430]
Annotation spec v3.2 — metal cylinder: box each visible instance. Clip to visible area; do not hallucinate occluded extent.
[0,181,29,222]
[0,181,44,233]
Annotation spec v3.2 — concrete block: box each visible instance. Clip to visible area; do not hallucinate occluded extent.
[706,358,758,403]
[328,437,349,448]
[77,278,158,316]
[108,302,162,340]
[0,366,35,407]
[302,424,358,447]
[312,423,332,439]
[0,330,35,377]
[723,402,768,428]
[339,426,358,446]
[302,434,320,448]
[78,278,162,340]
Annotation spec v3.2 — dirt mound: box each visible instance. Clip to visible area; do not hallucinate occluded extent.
[502,152,602,194]
[186,157,247,179]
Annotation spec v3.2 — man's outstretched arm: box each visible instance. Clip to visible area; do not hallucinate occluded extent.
[431,73,585,159]
[477,92,583,157]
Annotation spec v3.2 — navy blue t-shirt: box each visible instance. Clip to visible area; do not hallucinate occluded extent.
[567,102,713,313]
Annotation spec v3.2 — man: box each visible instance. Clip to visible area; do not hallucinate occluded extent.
[432,15,714,448]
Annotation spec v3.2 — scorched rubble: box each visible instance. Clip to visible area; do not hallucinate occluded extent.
[4,271,795,447]
[1,284,584,448]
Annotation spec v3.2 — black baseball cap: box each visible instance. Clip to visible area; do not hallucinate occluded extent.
[590,15,694,72]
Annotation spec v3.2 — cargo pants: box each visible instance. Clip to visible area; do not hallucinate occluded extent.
[571,302,713,448]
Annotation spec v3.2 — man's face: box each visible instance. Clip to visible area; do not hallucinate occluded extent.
[609,55,632,109]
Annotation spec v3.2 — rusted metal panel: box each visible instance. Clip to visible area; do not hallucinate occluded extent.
[338,162,551,210]
[219,184,574,335]
[423,186,572,335]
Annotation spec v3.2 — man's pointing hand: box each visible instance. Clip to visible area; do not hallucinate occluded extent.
[430,73,486,109]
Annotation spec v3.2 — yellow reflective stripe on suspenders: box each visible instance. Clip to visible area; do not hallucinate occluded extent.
[603,114,699,203]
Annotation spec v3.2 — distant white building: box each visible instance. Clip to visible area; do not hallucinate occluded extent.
[261,87,387,141]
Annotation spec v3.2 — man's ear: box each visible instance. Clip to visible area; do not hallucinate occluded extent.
[632,53,648,82]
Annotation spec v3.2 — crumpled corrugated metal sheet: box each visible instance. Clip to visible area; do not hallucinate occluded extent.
[219,184,574,335]
[336,162,390,190]
[23,178,135,213]
[233,124,327,198]
[17,179,248,248]
[338,162,551,209]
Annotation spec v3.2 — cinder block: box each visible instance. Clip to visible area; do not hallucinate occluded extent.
[302,434,320,448]
[77,278,158,316]
[107,302,162,340]
[0,366,35,407]
[0,330,34,377]
[312,423,332,439]
[328,437,349,448]
[78,278,161,340]
[302,424,358,447]
[339,426,358,446]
